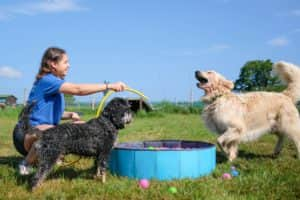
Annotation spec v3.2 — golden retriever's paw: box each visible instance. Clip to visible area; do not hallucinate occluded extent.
[228,155,237,162]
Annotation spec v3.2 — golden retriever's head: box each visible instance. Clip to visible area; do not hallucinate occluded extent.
[195,70,234,103]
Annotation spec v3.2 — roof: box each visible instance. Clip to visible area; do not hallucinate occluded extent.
[127,98,153,112]
[0,95,17,99]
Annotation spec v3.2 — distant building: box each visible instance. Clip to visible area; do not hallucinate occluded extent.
[127,98,152,113]
[0,103,5,109]
[0,95,17,107]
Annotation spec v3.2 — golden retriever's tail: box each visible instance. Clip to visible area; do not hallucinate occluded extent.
[273,61,300,103]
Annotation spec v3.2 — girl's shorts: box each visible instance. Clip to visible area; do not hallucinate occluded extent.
[12,123,28,156]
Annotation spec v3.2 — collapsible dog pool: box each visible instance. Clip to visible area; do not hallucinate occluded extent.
[109,140,216,180]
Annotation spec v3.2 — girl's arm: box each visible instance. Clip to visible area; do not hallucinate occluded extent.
[59,82,126,96]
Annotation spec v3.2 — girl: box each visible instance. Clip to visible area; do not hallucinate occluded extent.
[14,47,127,175]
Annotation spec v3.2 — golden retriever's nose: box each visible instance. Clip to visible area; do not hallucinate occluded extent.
[195,71,200,78]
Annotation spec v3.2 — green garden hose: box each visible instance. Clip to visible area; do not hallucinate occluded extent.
[96,87,148,117]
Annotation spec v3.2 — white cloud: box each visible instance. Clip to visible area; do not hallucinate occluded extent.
[267,37,289,47]
[0,0,86,20]
[0,66,22,79]
[15,0,86,15]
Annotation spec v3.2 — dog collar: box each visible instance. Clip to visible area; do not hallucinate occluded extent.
[202,92,231,104]
[209,94,224,103]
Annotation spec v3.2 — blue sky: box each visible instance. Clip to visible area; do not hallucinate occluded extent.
[0,0,300,103]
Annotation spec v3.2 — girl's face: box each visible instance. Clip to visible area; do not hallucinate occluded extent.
[51,54,70,79]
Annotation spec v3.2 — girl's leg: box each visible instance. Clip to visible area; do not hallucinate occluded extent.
[24,124,54,152]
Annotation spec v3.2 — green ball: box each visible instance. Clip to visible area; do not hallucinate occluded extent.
[168,186,177,194]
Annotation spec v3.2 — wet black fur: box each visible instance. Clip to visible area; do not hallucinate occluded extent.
[30,97,132,189]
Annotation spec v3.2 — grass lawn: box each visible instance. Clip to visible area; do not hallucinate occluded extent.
[0,108,300,199]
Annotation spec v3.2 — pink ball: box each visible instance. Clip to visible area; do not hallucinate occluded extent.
[139,179,150,189]
[222,173,232,180]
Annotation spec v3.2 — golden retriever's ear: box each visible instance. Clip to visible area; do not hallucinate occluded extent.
[219,76,234,90]
[223,80,234,90]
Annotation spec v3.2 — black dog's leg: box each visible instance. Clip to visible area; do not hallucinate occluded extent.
[31,149,60,190]
[94,151,110,183]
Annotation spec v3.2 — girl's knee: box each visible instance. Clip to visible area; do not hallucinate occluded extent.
[24,134,38,152]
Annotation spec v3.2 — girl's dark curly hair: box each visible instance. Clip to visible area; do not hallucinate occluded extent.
[36,47,66,80]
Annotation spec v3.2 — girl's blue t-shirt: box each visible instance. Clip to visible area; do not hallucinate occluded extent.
[28,74,65,126]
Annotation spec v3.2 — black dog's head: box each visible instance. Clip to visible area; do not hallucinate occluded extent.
[101,97,132,129]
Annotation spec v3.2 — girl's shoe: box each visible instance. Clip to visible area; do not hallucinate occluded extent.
[18,160,32,175]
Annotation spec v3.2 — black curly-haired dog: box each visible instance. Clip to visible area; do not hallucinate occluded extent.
[29,97,132,190]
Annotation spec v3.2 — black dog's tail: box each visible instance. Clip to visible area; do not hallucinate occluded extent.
[17,101,36,131]
[13,101,36,156]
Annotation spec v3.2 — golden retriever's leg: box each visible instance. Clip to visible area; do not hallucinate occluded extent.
[273,134,285,156]
[284,130,300,159]
[217,135,228,154]
[216,139,226,154]
[227,141,239,162]
[278,109,300,159]
[229,147,238,161]
[217,127,242,161]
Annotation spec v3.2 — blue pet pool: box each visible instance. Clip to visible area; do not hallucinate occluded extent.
[109,140,216,180]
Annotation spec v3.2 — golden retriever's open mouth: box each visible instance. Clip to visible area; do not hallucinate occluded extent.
[197,76,208,84]
[195,71,208,83]
[195,71,208,88]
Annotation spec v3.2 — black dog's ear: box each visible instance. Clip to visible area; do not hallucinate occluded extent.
[102,98,129,115]
[101,98,131,129]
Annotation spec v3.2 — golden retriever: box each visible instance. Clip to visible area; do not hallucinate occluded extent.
[195,61,300,161]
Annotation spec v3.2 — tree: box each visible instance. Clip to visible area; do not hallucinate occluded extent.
[234,60,284,92]
[64,94,76,108]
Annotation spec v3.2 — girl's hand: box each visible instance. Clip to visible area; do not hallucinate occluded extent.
[108,82,127,92]
[70,112,85,124]
[70,112,81,121]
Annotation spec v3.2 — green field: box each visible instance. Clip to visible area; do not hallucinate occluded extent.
[0,107,300,200]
